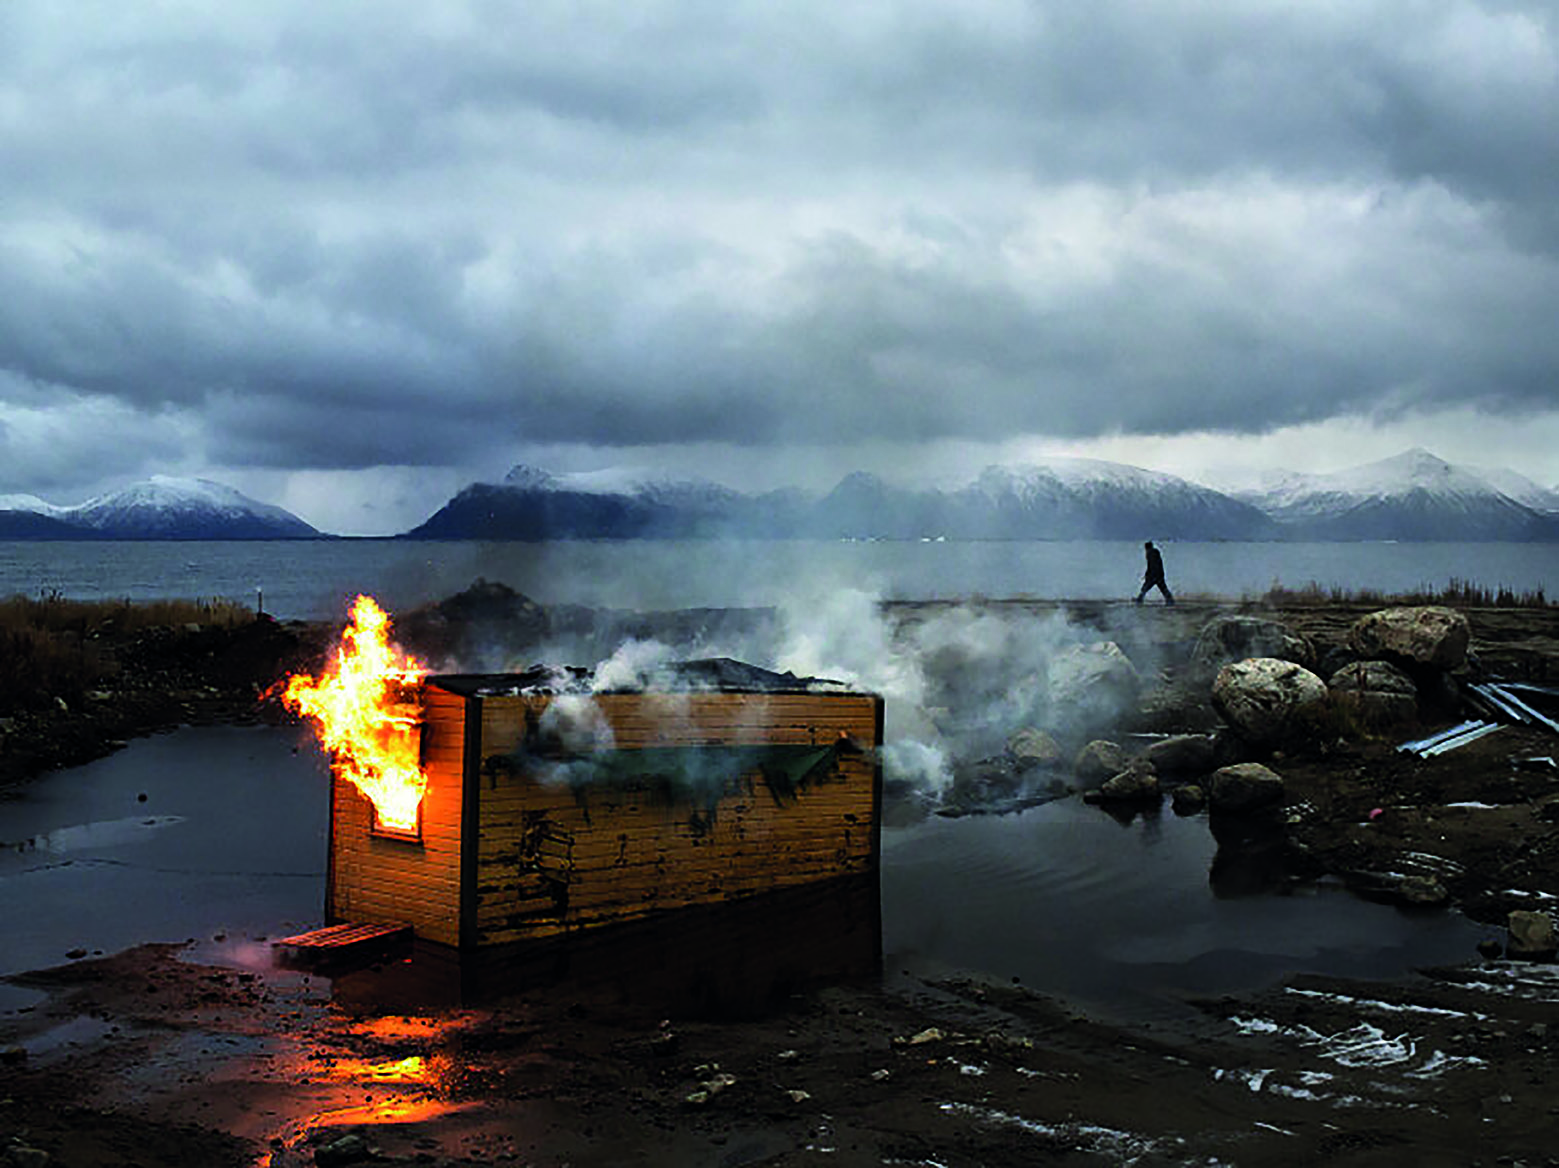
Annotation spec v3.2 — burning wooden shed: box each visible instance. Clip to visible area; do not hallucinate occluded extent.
[323,659,883,952]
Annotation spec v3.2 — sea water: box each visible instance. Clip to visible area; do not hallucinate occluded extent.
[1,538,1551,620]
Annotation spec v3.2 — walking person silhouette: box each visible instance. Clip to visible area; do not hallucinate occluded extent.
[1135,540,1174,605]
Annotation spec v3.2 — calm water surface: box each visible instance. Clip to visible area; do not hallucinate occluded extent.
[2,539,1553,620]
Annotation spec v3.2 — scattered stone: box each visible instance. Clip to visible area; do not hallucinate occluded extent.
[3,1142,51,1168]
[1206,762,1286,814]
[897,1027,944,1046]
[1142,734,1217,778]
[1348,606,1471,672]
[689,1072,737,1104]
[65,948,87,960]
[1082,767,1160,805]
[1478,938,1504,959]
[314,1133,372,1168]
[1507,910,1557,961]
[1211,658,1329,745]
[1397,874,1450,907]
[870,1068,892,1081]
[1171,784,1206,815]
[785,1089,812,1103]
[1074,739,1130,784]
[1,1044,28,1064]
[1190,615,1314,678]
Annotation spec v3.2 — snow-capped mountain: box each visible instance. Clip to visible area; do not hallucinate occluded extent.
[414,464,772,539]
[1467,464,1559,515]
[411,458,1275,540]
[951,459,1274,540]
[1238,449,1559,541]
[0,477,319,539]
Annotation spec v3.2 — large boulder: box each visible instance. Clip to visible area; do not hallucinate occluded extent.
[1190,615,1314,679]
[1328,660,1419,729]
[1206,762,1285,814]
[1047,642,1141,732]
[1347,606,1470,672]
[1211,658,1329,744]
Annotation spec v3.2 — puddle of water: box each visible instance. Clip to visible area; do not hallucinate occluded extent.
[881,799,1487,1021]
[0,725,329,979]
[6,814,186,854]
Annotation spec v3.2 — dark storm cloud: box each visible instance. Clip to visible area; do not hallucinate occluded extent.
[0,0,1555,483]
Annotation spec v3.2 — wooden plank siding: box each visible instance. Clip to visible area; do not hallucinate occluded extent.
[472,690,881,947]
[326,686,466,947]
[326,683,882,950]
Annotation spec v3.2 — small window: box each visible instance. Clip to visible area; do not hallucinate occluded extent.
[369,802,424,843]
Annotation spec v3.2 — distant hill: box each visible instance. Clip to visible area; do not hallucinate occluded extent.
[0,477,320,540]
[1236,449,1559,542]
[0,509,106,540]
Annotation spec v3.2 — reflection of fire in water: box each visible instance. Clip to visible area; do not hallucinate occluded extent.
[281,594,428,833]
[255,1014,477,1164]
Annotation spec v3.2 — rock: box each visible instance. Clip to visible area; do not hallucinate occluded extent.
[1171,784,1206,815]
[1190,615,1314,678]
[1206,762,1285,814]
[1507,910,1557,960]
[1142,734,1217,778]
[1348,606,1470,672]
[1007,728,1064,769]
[1082,767,1160,805]
[1048,642,1141,732]
[314,1134,372,1168]
[1074,739,1130,783]
[947,758,1023,806]
[1397,874,1449,907]
[0,1044,27,1064]
[1327,660,1419,728]
[1211,658,1329,744]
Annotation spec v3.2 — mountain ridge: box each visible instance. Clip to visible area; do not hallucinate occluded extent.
[4,451,1556,541]
[0,476,320,540]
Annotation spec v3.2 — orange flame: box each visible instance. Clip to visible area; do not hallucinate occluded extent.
[282,594,428,832]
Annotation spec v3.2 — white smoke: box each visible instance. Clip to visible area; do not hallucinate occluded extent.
[439,573,1148,801]
[536,694,616,754]
[590,638,679,691]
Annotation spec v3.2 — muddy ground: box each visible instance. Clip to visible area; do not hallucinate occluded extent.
[3,596,1558,1166]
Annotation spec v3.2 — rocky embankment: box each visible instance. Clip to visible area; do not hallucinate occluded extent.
[897,598,1559,949]
[0,615,329,790]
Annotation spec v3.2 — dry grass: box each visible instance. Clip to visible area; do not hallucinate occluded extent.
[0,593,255,714]
[1259,578,1550,609]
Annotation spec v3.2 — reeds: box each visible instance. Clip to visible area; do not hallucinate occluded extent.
[1259,578,1549,608]
[0,593,255,714]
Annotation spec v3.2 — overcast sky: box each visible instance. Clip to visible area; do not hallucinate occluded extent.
[2,1,1556,534]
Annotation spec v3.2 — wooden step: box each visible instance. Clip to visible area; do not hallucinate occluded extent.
[272,921,414,969]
